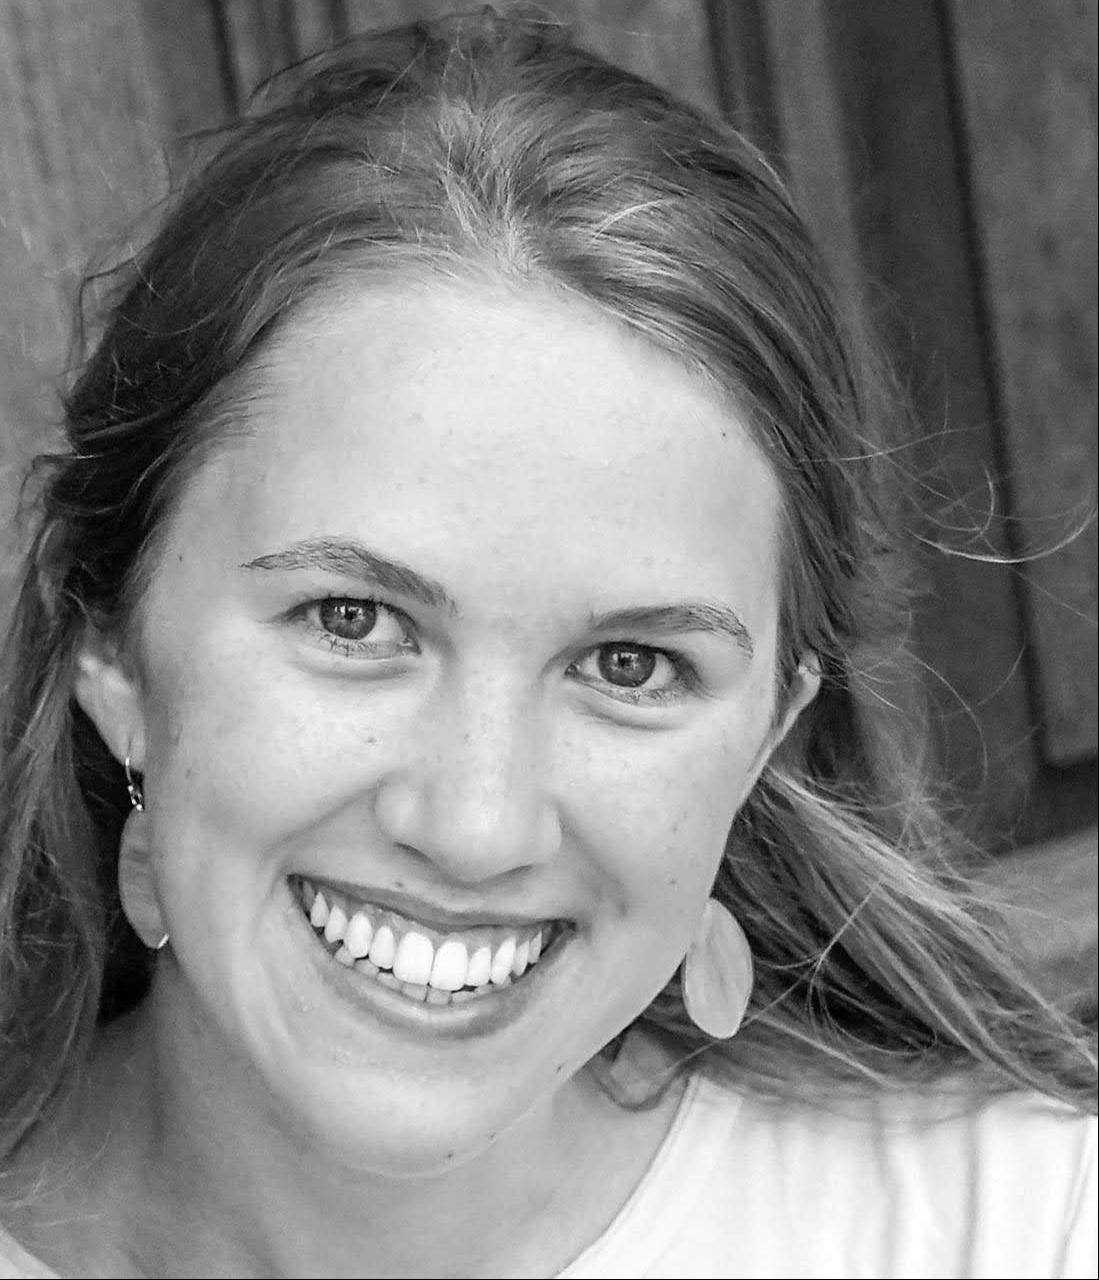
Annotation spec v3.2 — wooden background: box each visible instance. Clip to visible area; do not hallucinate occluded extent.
[0,0,1095,993]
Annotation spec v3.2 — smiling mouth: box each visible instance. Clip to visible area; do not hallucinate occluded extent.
[290,876,570,1008]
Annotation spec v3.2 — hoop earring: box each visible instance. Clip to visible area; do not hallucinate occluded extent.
[681,898,753,1039]
[118,755,169,951]
[124,754,144,810]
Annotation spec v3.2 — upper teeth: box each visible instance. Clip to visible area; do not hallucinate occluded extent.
[302,880,548,991]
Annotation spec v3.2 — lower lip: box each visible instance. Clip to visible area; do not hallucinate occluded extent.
[285,881,572,1042]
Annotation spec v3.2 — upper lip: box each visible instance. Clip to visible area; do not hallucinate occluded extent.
[294,874,565,932]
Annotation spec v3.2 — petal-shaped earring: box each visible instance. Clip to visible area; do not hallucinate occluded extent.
[682,898,753,1039]
[118,756,169,951]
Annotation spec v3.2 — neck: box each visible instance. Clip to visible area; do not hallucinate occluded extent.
[33,991,684,1279]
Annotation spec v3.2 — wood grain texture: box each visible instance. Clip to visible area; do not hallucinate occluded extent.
[705,0,781,154]
[0,1,226,603]
[134,0,229,143]
[757,0,866,305]
[948,0,1098,767]
[217,0,306,106]
[761,0,1042,838]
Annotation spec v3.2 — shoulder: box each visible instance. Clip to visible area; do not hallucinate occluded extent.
[563,1073,1097,1279]
[0,1223,57,1280]
[731,1082,1095,1279]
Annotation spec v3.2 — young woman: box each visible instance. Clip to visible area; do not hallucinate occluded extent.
[0,11,1094,1278]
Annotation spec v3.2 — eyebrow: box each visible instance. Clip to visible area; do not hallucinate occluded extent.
[241,537,754,656]
[241,538,456,612]
[586,604,754,657]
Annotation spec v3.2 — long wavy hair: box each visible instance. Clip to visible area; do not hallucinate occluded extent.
[0,10,1094,1156]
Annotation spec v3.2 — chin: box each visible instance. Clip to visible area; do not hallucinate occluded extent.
[276,1068,537,1179]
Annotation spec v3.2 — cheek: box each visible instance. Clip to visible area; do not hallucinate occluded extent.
[138,624,333,851]
[563,718,766,925]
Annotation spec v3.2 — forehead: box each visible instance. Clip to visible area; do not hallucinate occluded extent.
[182,279,782,621]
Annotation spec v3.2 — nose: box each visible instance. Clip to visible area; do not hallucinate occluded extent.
[373,681,562,882]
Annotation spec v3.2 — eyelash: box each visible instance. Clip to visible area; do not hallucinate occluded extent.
[290,597,418,659]
[289,596,701,706]
[566,644,699,706]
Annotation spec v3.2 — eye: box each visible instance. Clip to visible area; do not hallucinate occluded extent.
[296,597,416,659]
[571,641,692,704]
[318,598,380,641]
[597,643,658,688]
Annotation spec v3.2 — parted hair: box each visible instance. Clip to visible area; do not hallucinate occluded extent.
[0,8,1094,1156]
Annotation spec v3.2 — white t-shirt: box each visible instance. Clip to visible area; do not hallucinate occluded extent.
[561,1073,1097,1279]
[1,1074,1094,1279]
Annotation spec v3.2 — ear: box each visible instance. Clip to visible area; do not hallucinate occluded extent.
[72,627,147,769]
[735,655,822,808]
[769,653,822,754]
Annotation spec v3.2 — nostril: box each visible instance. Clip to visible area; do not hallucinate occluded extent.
[374,767,561,879]
[373,774,426,848]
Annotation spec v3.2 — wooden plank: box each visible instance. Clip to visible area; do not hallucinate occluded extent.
[136,0,228,145]
[755,1,932,825]
[756,0,866,309]
[217,0,301,106]
[760,0,1040,841]
[288,0,349,57]
[0,0,227,606]
[948,0,1098,766]
[705,0,782,153]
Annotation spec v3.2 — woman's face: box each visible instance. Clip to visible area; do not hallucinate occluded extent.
[82,279,810,1172]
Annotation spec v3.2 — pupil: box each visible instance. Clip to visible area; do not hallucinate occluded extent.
[319,599,377,641]
[597,644,656,688]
